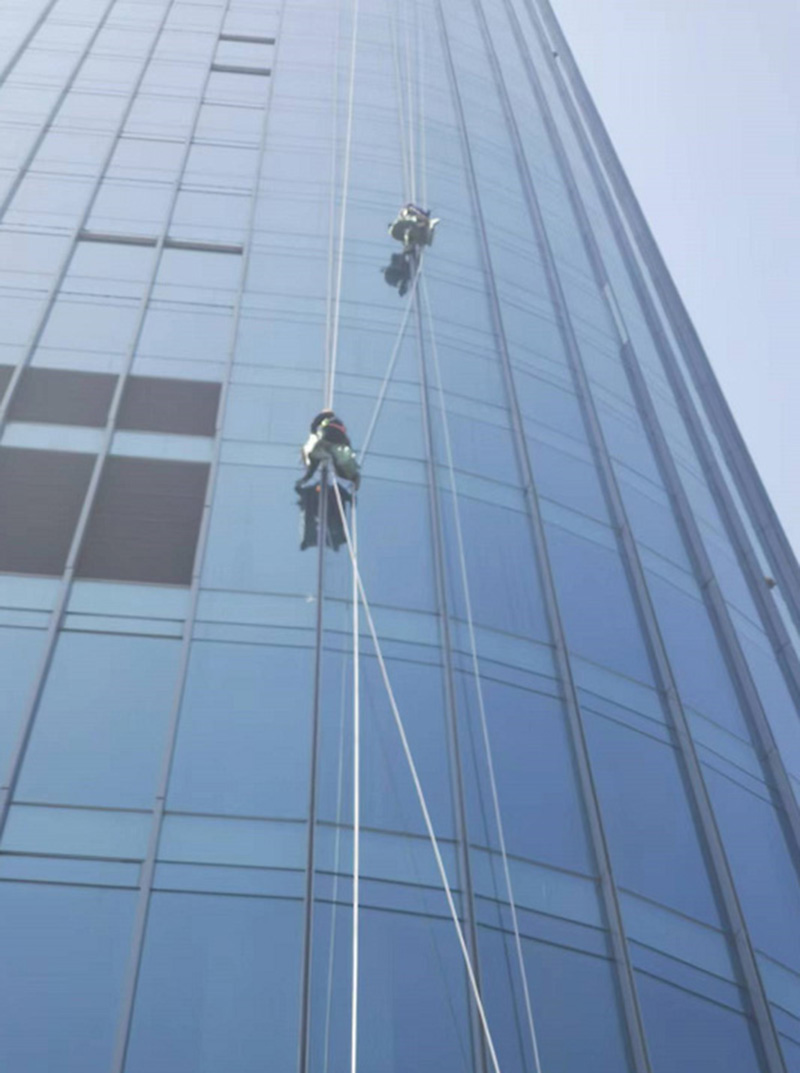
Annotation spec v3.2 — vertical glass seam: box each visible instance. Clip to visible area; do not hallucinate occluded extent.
[414,287,487,1073]
[519,0,800,882]
[0,0,184,836]
[433,4,652,1070]
[489,3,786,1066]
[100,4,292,1069]
[531,0,800,637]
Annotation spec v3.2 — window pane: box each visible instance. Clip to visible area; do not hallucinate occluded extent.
[125,892,301,1073]
[0,882,136,1073]
[16,633,181,809]
[167,642,313,818]
[636,972,763,1073]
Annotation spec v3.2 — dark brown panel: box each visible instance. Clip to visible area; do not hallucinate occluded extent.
[77,457,209,585]
[9,367,117,427]
[0,365,13,399]
[117,376,221,437]
[0,448,94,576]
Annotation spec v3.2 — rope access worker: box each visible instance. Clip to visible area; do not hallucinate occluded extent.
[295,410,359,552]
[295,409,361,490]
[296,481,352,551]
[388,203,439,251]
[382,250,413,297]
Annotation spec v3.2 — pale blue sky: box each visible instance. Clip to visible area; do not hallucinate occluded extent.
[553,0,800,553]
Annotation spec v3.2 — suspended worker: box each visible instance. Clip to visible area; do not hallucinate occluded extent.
[295,409,361,491]
[382,250,413,297]
[296,481,352,551]
[388,203,439,251]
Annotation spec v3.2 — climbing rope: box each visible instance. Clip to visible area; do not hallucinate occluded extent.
[326,0,361,410]
[331,481,505,1073]
[421,278,545,1073]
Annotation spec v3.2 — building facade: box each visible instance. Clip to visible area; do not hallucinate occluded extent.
[1,0,800,1071]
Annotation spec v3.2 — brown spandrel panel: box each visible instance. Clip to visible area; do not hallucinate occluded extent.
[0,365,13,398]
[9,367,117,427]
[77,456,209,586]
[0,447,94,576]
[117,376,221,436]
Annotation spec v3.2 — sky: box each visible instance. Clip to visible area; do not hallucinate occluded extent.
[551,0,800,554]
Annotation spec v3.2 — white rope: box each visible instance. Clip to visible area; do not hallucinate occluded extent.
[388,0,412,202]
[349,496,361,1073]
[322,653,349,1073]
[331,481,504,1073]
[360,251,424,463]
[327,0,361,409]
[421,279,544,1073]
[402,7,417,204]
[416,0,428,212]
[324,0,344,403]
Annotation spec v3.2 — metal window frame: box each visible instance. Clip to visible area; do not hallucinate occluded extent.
[531,0,800,639]
[433,3,653,1070]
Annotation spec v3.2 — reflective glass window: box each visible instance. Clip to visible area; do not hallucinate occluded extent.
[584,711,720,923]
[125,892,301,1073]
[546,522,653,682]
[168,642,313,818]
[0,882,136,1073]
[461,680,592,872]
[636,972,763,1073]
[15,633,181,809]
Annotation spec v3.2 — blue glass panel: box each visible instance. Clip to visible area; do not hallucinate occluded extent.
[460,678,592,872]
[356,906,473,1072]
[0,627,47,777]
[318,653,456,838]
[167,641,313,818]
[646,575,750,738]
[636,972,764,1073]
[442,492,549,640]
[546,522,653,681]
[0,882,136,1073]
[584,712,720,923]
[125,893,302,1073]
[513,934,632,1071]
[704,766,800,973]
[15,633,181,809]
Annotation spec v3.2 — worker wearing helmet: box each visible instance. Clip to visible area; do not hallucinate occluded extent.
[388,204,439,250]
[295,410,361,490]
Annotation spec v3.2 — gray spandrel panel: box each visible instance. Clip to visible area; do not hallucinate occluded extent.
[77,456,209,585]
[9,366,116,427]
[117,374,221,436]
[0,447,94,576]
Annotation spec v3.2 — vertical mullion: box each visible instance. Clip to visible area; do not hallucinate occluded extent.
[479,1,787,1068]
[519,0,800,878]
[0,0,183,833]
[0,0,178,435]
[413,265,487,1073]
[297,473,328,1073]
[432,3,653,1071]
[531,0,800,639]
[0,0,121,220]
[106,3,291,1071]
[0,0,62,87]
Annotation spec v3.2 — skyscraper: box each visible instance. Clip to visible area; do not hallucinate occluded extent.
[0,0,799,1070]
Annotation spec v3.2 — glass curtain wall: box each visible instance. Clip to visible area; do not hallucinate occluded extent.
[0,1,798,1072]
